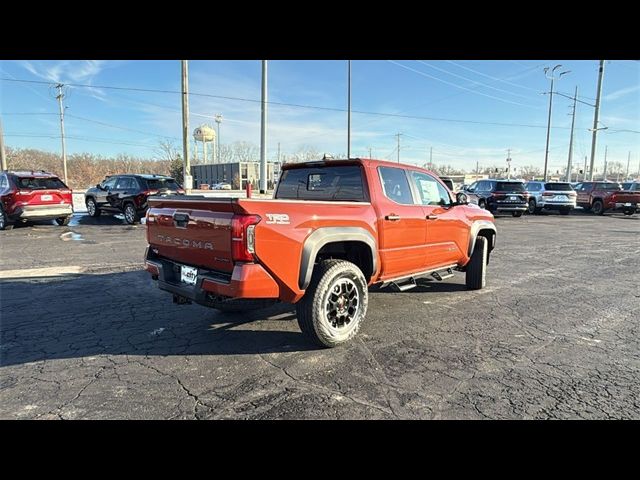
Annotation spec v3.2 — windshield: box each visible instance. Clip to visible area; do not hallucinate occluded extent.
[276,165,366,201]
[145,178,181,190]
[545,183,573,191]
[496,182,525,192]
[16,176,66,190]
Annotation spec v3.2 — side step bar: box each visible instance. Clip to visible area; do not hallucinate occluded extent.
[386,266,456,292]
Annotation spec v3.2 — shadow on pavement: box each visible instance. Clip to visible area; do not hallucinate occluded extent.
[0,270,317,367]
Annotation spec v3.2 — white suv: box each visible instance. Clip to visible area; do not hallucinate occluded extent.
[524,181,576,215]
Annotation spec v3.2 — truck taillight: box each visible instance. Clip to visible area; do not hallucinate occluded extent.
[231,214,261,262]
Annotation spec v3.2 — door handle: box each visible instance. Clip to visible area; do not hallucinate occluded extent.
[426,214,438,220]
[385,214,401,221]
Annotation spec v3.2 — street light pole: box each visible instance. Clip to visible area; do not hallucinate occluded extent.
[347,60,351,159]
[215,114,222,163]
[55,84,68,185]
[259,60,268,194]
[181,60,191,192]
[589,60,606,181]
[566,86,578,182]
[543,65,570,182]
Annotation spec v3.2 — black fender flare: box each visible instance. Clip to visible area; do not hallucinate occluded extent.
[468,220,497,258]
[299,227,378,290]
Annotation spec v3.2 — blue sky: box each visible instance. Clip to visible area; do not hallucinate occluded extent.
[1,59,639,173]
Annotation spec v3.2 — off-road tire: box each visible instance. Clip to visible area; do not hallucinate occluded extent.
[466,236,488,290]
[0,206,13,231]
[86,197,101,217]
[55,216,72,226]
[123,203,139,224]
[210,298,276,312]
[592,200,605,215]
[296,259,368,348]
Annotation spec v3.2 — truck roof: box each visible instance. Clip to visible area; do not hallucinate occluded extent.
[281,157,440,176]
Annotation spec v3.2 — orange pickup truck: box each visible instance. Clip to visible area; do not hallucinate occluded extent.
[144,159,496,347]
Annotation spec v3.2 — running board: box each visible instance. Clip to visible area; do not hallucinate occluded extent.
[383,265,458,291]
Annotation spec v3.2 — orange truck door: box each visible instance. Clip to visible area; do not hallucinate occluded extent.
[374,165,428,279]
[408,170,467,268]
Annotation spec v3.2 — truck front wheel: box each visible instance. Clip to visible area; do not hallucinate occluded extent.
[466,236,488,290]
[296,259,368,348]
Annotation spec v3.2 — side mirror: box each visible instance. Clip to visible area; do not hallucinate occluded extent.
[96,184,103,190]
[456,192,469,205]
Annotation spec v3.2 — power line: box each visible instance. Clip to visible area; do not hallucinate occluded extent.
[444,60,540,92]
[417,60,534,99]
[65,114,181,140]
[2,75,577,131]
[387,60,540,108]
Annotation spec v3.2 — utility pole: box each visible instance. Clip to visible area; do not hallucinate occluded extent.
[181,61,191,191]
[347,60,351,159]
[277,142,281,164]
[368,146,372,158]
[543,65,570,182]
[214,114,222,163]
[55,84,68,185]
[395,133,402,163]
[566,86,578,183]
[506,149,512,179]
[625,151,630,180]
[589,60,606,181]
[476,159,480,180]
[0,118,7,171]
[602,145,608,181]
[260,60,268,194]
[583,156,587,182]
[429,146,433,168]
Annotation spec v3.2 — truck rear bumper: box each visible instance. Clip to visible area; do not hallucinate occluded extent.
[538,202,575,209]
[12,204,73,220]
[144,247,280,303]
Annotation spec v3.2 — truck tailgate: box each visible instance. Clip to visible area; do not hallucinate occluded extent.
[146,197,241,272]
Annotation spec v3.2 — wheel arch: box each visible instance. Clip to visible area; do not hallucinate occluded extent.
[468,220,496,259]
[299,227,377,290]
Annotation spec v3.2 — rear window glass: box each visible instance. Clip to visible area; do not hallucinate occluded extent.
[597,183,621,191]
[16,176,66,190]
[545,183,574,191]
[496,182,525,192]
[276,165,366,201]
[145,178,181,190]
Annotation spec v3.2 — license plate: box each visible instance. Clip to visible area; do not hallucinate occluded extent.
[40,194,52,201]
[509,196,517,201]
[625,203,632,207]
[180,265,198,285]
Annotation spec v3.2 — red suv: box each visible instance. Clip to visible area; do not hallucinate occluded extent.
[0,170,74,230]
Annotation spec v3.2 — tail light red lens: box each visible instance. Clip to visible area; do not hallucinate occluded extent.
[542,192,554,197]
[231,214,261,262]
[491,193,505,199]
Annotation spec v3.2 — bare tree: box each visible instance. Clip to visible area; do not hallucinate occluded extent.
[155,139,180,162]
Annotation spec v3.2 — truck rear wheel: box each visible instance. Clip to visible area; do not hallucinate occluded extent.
[296,259,368,348]
[466,236,488,290]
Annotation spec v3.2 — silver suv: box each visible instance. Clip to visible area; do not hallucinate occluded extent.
[524,181,576,215]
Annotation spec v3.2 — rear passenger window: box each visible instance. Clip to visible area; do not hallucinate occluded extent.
[0,175,7,189]
[378,167,414,205]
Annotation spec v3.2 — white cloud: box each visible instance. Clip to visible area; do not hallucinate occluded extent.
[604,84,640,101]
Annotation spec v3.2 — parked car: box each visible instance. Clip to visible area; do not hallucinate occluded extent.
[84,174,184,224]
[216,183,232,190]
[621,181,640,192]
[524,181,576,215]
[463,179,529,217]
[144,159,497,348]
[574,181,640,216]
[0,170,73,230]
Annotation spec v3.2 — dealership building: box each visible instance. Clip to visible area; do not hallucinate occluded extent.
[191,162,281,190]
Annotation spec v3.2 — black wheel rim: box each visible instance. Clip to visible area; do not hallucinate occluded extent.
[325,278,359,330]
[529,200,536,213]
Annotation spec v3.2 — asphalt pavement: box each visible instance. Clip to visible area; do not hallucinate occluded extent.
[1,210,638,419]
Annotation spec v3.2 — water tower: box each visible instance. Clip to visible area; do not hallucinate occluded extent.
[193,124,216,163]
